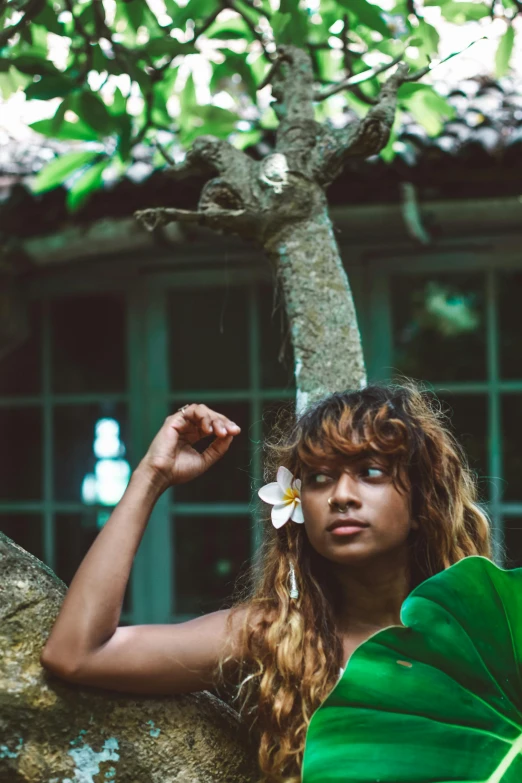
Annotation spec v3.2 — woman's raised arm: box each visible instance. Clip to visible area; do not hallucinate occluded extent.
[40,405,242,694]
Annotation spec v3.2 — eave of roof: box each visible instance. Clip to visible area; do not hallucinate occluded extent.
[2,75,522,244]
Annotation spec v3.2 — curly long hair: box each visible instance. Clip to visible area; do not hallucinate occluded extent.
[211,379,493,783]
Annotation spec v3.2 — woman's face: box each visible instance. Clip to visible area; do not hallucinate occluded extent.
[300,452,417,566]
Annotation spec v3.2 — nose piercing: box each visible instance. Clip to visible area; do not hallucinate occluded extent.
[328,497,348,513]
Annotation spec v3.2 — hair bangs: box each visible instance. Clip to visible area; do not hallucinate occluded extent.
[292,398,411,491]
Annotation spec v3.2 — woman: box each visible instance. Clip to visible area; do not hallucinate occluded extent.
[40,379,492,783]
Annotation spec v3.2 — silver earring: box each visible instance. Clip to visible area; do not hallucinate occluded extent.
[288,561,299,599]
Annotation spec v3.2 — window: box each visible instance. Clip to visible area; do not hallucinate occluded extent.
[4,246,518,625]
[0,280,295,623]
[0,295,132,617]
[373,266,522,567]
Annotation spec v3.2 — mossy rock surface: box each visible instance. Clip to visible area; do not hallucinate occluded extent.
[0,532,258,783]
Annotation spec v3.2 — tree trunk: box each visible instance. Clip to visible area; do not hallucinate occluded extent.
[264,196,365,414]
[136,47,408,408]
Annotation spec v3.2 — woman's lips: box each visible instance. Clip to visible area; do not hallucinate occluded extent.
[327,517,369,531]
[329,526,367,536]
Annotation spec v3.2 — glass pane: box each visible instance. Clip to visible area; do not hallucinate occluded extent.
[438,394,489,502]
[0,301,42,395]
[259,285,295,389]
[173,402,251,503]
[173,515,251,614]
[167,287,249,391]
[502,396,522,502]
[54,403,130,503]
[0,514,43,562]
[55,512,131,612]
[51,294,127,393]
[503,518,522,569]
[0,407,42,500]
[499,271,522,380]
[391,274,486,382]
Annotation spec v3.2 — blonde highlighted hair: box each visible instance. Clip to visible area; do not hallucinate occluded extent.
[211,379,492,783]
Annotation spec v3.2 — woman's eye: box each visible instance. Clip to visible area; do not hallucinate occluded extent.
[311,473,330,484]
[363,466,385,478]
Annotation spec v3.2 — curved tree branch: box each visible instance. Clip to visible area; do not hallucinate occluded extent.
[134,206,246,231]
[314,47,408,101]
[311,63,409,186]
[404,36,487,81]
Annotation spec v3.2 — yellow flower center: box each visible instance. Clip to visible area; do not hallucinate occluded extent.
[283,486,300,504]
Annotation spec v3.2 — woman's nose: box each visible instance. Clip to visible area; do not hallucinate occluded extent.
[330,472,361,508]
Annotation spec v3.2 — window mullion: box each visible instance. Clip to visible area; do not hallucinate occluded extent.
[486,270,503,563]
[366,271,392,384]
[42,299,55,570]
[249,286,263,566]
[143,285,173,623]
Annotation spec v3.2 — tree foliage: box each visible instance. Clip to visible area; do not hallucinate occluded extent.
[1,0,519,211]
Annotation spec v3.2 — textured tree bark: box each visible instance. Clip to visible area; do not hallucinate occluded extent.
[264,198,365,414]
[0,533,258,783]
[135,46,409,407]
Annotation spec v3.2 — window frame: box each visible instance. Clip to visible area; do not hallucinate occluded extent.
[1,255,304,624]
[3,220,521,623]
[361,237,522,565]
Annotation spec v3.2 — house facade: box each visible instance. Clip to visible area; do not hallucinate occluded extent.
[2,76,522,624]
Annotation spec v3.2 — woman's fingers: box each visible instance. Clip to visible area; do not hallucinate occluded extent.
[200,434,234,468]
[171,404,240,439]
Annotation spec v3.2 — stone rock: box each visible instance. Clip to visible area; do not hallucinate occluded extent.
[0,532,259,783]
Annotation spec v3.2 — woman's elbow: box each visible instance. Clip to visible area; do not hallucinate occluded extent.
[40,645,81,681]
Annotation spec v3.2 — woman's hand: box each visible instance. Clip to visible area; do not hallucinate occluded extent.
[137,404,241,491]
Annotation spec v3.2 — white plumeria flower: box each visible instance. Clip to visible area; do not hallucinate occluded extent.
[258,466,304,529]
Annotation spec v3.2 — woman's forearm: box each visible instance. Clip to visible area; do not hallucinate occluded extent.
[41,464,167,670]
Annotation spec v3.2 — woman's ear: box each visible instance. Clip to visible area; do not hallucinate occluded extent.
[410,518,419,531]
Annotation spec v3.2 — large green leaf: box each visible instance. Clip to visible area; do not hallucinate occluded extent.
[415,18,440,56]
[123,0,146,31]
[77,91,113,135]
[278,0,308,46]
[25,73,76,100]
[179,73,198,118]
[270,11,292,41]
[167,0,219,28]
[115,113,133,162]
[336,0,390,37]
[206,16,253,39]
[210,50,258,102]
[436,1,491,23]
[31,150,100,194]
[11,54,59,75]
[29,117,99,141]
[67,159,108,212]
[495,25,515,77]
[143,38,195,58]
[179,104,238,145]
[398,83,455,135]
[32,2,65,36]
[0,66,32,100]
[303,556,522,782]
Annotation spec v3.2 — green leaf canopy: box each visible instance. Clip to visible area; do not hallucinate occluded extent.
[3,0,518,211]
[303,556,522,782]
